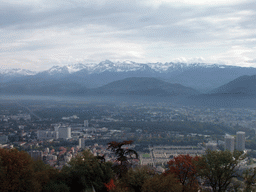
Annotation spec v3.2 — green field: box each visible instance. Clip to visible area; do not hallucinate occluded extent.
[142,153,150,158]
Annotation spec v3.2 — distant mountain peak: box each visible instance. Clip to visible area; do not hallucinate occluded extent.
[47,66,69,74]
[46,64,91,75]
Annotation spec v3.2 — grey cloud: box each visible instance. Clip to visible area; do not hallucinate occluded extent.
[0,1,195,31]
[0,1,143,29]
[1,0,256,61]
[0,3,33,28]
[1,1,254,37]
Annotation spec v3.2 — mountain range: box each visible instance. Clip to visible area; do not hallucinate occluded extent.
[2,60,256,91]
[1,61,256,102]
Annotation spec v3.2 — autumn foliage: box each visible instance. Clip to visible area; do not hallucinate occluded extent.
[142,173,182,192]
[104,179,116,191]
[0,148,40,192]
[0,148,67,192]
[166,154,200,192]
[0,142,249,192]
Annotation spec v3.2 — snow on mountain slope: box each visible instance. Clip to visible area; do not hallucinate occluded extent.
[86,60,227,74]
[46,66,69,75]
[0,68,37,76]
[1,61,242,77]
[90,60,147,73]
[46,63,95,75]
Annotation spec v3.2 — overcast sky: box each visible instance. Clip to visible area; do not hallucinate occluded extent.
[1,0,256,71]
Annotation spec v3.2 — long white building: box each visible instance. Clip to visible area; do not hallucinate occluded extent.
[38,126,71,140]
[37,130,59,140]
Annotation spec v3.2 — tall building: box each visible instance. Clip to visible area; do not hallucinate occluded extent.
[59,127,71,139]
[225,135,235,152]
[53,124,60,132]
[236,131,245,151]
[84,120,89,127]
[79,138,85,148]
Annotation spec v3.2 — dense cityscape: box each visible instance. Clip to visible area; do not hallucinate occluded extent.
[1,99,256,170]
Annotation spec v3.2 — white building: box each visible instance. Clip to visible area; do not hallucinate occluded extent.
[53,124,61,132]
[84,120,89,127]
[59,127,71,139]
[10,114,31,121]
[37,130,59,140]
[45,147,50,153]
[236,131,245,151]
[45,154,57,161]
[79,138,85,148]
[225,135,235,152]
[206,142,217,151]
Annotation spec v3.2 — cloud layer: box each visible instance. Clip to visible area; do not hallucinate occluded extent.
[0,0,256,70]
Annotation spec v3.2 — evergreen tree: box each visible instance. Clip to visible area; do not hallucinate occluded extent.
[107,140,138,178]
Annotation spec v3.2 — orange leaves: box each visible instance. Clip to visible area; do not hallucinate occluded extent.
[0,148,40,192]
[166,154,201,192]
[142,173,182,192]
[104,179,116,191]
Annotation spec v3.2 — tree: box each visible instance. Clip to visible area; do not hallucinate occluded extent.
[0,148,40,192]
[242,168,256,192]
[107,140,138,178]
[141,173,182,192]
[104,179,116,192]
[62,149,114,192]
[42,181,70,192]
[32,160,69,192]
[166,154,200,192]
[196,150,245,192]
[112,166,155,192]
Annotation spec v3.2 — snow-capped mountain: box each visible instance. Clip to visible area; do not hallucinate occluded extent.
[40,60,235,76]
[87,61,230,74]
[45,64,85,75]
[0,60,242,77]
[42,60,151,75]
[0,68,37,76]
[2,60,256,93]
